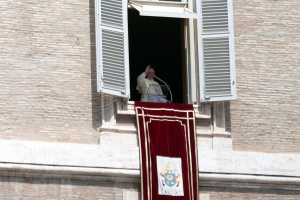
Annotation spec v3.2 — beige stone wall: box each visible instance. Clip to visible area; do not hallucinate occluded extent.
[0,1,299,199]
[2,0,299,151]
[228,0,300,153]
[0,1,101,143]
[1,175,299,200]
[0,176,138,200]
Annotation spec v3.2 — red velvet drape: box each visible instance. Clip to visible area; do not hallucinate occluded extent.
[135,102,198,200]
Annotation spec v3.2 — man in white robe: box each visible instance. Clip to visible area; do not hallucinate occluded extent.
[136,65,169,103]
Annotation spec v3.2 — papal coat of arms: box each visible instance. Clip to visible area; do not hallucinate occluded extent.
[156,156,184,196]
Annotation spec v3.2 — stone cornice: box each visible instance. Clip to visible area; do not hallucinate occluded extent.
[0,140,299,190]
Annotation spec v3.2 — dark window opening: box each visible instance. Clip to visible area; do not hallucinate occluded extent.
[128,9,184,103]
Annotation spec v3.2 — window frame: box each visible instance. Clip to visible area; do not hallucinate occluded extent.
[95,0,237,104]
[129,0,198,18]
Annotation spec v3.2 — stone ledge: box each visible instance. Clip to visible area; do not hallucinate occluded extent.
[117,109,136,115]
[0,140,299,190]
[0,163,140,182]
[200,173,300,190]
[0,163,299,190]
[100,126,213,136]
[117,103,211,119]
[100,125,137,134]
[0,140,299,176]
[199,150,300,177]
[212,131,231,138]
[200,173,300,185]
[117,109,211,119]
[197,131,213,137]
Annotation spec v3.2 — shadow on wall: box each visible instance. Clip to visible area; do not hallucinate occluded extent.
[225,101,232,133]
[89,0,102,129]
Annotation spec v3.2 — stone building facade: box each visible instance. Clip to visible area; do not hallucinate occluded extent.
[0,0,299,199]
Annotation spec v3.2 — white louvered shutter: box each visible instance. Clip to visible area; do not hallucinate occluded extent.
[198,0,236,102]
[95,0,130,98]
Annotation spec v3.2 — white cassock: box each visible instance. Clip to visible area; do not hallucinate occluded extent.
[136,72,167,102]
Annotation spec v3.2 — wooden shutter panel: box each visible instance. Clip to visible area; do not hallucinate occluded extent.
[199,0,236,102]
[95,0,130,98]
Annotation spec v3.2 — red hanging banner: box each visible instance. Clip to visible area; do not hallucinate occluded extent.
[135,102,198,200]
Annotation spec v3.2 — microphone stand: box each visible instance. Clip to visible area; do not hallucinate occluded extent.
[154,76,173,102]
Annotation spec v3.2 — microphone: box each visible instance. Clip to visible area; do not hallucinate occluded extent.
[154,76,173,102]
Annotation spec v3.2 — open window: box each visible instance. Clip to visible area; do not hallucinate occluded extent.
[95,0,237,104]
[128,9,185,103]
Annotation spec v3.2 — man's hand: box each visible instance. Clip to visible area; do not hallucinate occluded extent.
[145,65,151,74]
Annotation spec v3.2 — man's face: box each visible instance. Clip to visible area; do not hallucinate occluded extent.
[147,68,155,80]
